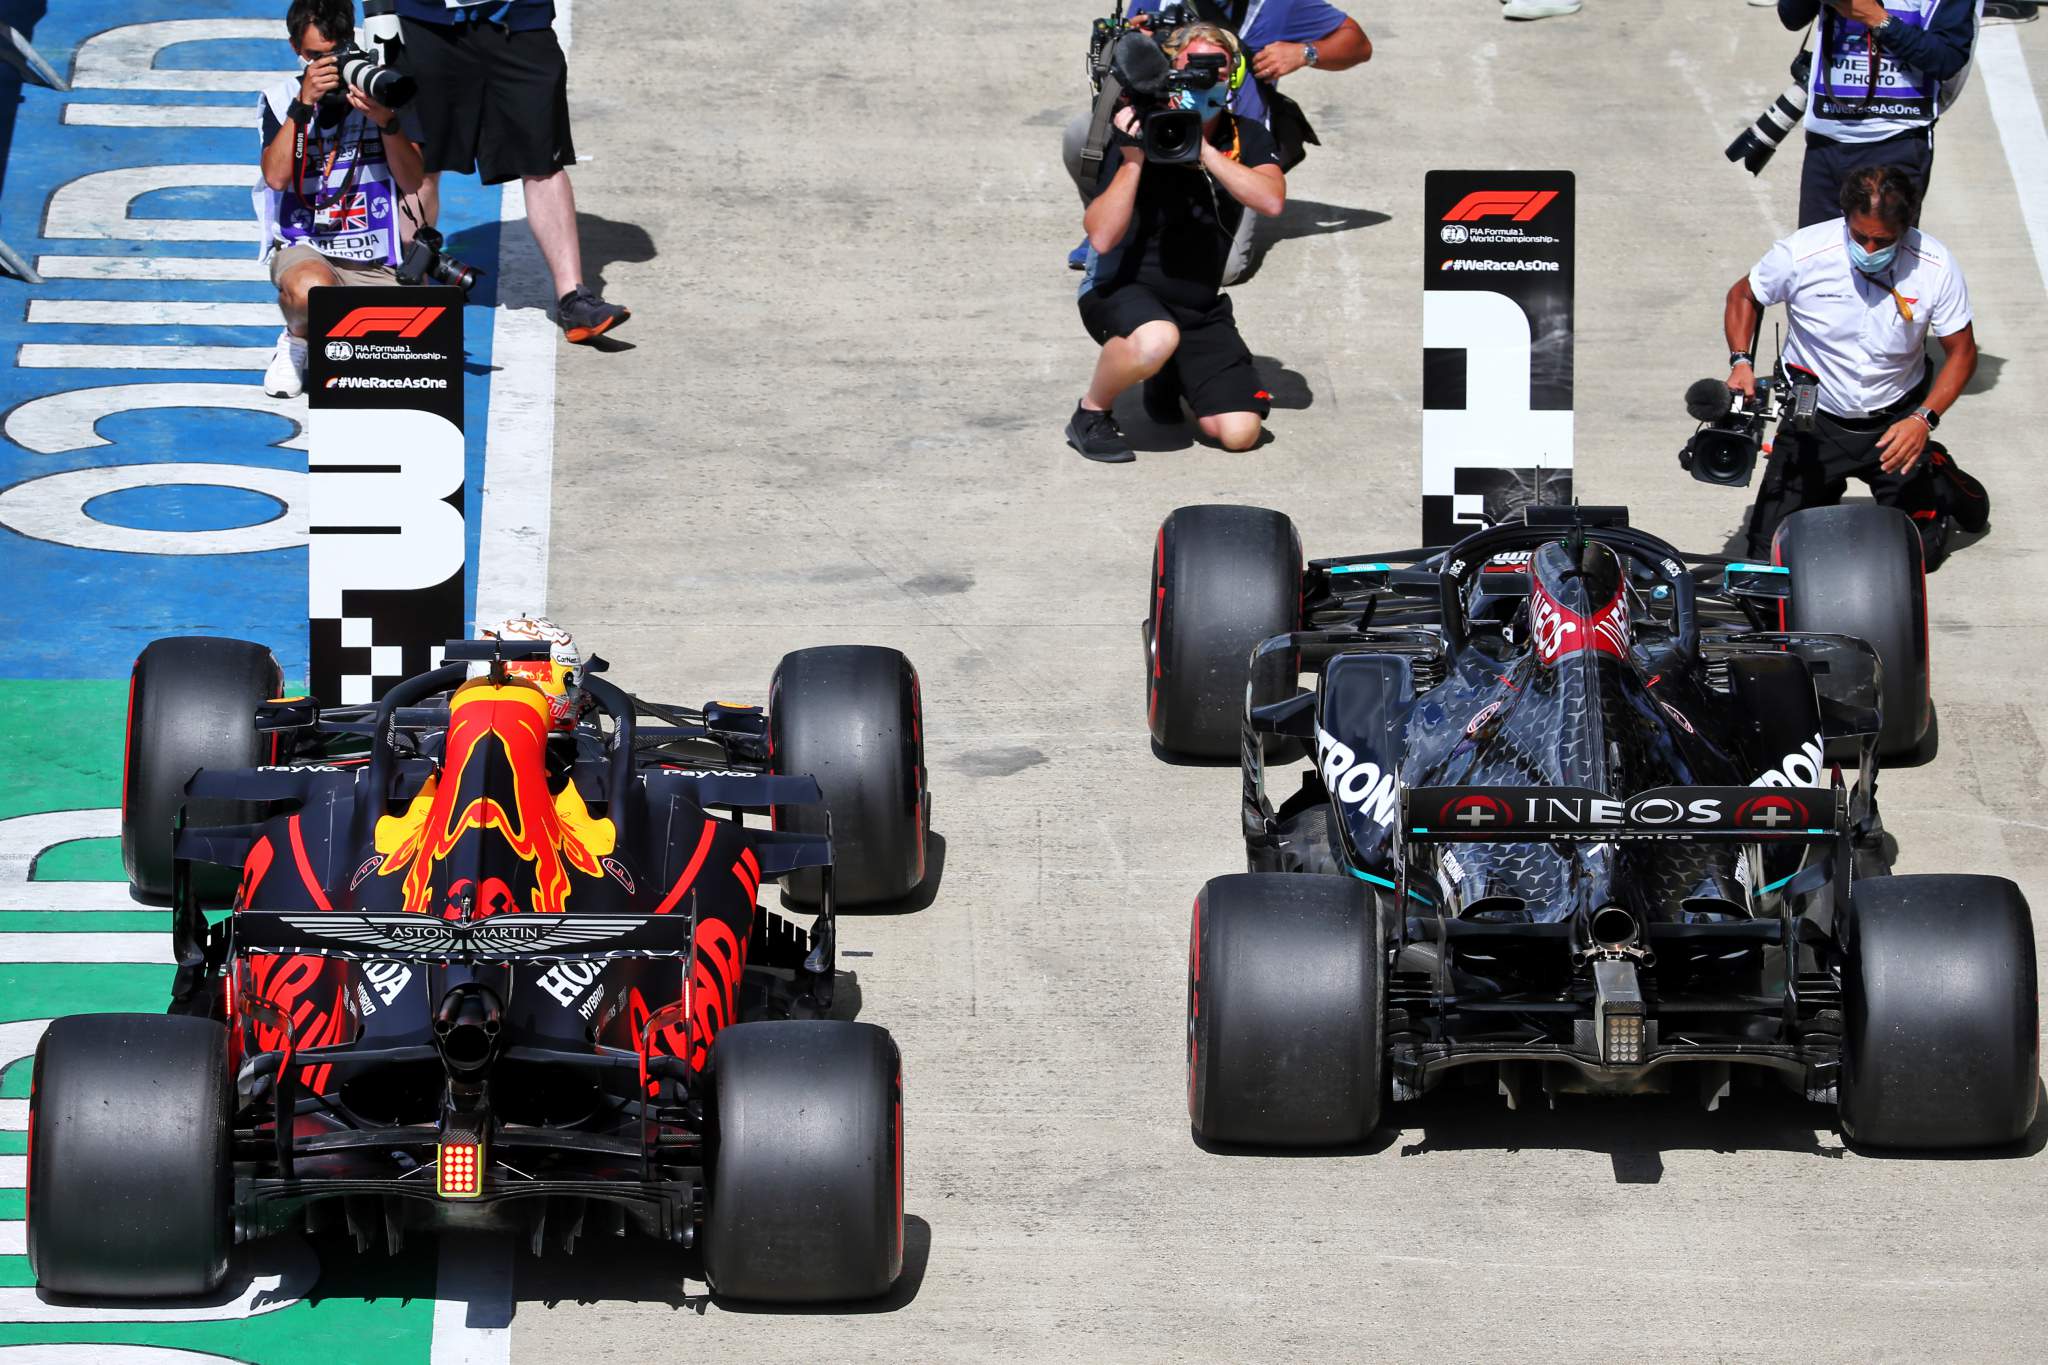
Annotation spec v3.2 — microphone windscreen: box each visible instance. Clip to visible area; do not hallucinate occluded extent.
[1685,377,1734,422]
[1112,32,1173,97]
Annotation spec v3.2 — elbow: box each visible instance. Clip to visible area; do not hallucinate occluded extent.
[1258,191,1286,219]
[263,167,290,192]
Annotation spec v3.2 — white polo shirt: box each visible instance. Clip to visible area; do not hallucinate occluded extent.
[1748,218,1971,418]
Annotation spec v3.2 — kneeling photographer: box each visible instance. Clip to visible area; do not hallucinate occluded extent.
[1066,24,1286,464]
[1695,165,1984,567]
[257,0,425,399]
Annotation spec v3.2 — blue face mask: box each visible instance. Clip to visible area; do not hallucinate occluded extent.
[1848,236,1899,275]
[1175,82,1231,120]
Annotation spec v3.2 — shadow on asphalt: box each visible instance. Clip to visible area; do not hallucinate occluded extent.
[1237,198,1392,283]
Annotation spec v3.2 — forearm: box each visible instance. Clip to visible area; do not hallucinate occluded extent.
[1084,161,1141,251]
[1311,18,1371,71]
[1724,279,1763,354]
[1208,157,1284,217]
[381,131,424,196]
[1875,5,1975,82]
[1924,330,1976,415]
[261,119,298,192]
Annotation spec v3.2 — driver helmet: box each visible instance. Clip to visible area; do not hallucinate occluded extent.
[475,615,588,730]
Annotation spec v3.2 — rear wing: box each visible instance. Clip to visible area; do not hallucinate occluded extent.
[230,909,702,963]
[1404,784,1841,843]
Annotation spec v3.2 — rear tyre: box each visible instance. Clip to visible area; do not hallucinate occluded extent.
[27,1014,232,1297]
[703,1020,903,1303]
[1776,505,1930,762]
[1188,873,1384,1147]
[1839,874,2039,1150]
[1147,505,1303,760]
[121,636,281,902]
[770,646,927,907]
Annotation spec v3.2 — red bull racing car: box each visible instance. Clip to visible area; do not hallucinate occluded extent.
[27,630,929,1303]
[1150,502,2036,1151]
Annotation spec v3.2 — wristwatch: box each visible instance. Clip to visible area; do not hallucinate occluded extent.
[1729,351,1754,368]
[1912,405,1940,430]
[1303,42,1319,67]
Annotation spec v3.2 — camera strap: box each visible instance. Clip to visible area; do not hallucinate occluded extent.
[1080,75,1127,178]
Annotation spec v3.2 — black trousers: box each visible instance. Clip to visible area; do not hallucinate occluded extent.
[1744,406,1941,559]
[1798,127,1934,228]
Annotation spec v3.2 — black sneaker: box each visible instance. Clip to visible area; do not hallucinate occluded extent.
[1141,366,1184,426]
[1065,403,1134,463]
[558,287,630,343]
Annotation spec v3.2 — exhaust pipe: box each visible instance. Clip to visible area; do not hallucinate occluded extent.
[433,982,503,1078]
[1590,904,1640,952]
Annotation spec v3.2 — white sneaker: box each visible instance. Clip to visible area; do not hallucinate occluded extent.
[1504,0,1584,16]
[262,331,307,398]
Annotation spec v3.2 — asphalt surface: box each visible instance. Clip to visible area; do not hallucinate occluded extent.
[517,3,2048,1359]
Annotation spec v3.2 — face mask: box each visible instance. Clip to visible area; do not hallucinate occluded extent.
[1175,82,1231,120]
[1847,236,1898,275]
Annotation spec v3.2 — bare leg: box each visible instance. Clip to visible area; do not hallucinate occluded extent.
[276,257,342,337]
[521,168,584,298]
[1082,320,1180,411]
[1197,411,1264,452]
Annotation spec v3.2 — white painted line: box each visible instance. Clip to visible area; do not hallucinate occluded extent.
[1980,24,2048,300]
[0,935,168,963]
[34,256,267,282]
[0,1101,24,1132]
[0,462,304,557]
[4,384,306,456]
[0,1348,259,1364]
[0,1020,52,1071]
[0,885,157,912]
[28,300,281,328]
[0,811,117,884]
[472,178,556,626]
[430,1232,515,1365]
[71,20,291,95]
[0,1240,317,1323]
[0,1222,21,1257]
[19,345,270,370]
[0,1157,19,1186]
[44,164,256,244]
[64,104,247,128]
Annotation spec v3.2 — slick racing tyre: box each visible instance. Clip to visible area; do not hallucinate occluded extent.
[27,1014,233,1297]
[1188,873,1385,1148]
[704,1020,904,1303]
[770,645,927,907]
[1775,505,1930,762]
[1148,505,1302,760]
[120,636,282,902]
[1839,875,2038,1149]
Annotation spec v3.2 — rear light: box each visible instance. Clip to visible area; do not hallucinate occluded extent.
[437,1140,484,1199]
[1593,958,1645,1065]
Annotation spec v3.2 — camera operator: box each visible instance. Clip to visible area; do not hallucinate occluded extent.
[1776,1,1982,228]
[1723,165,1981,565]
[392,1,629,343]
[1066,25,1286,463]
[257,0,425,399]
[1063,1,1369,281]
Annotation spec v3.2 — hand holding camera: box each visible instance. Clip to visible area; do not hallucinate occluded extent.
[1678,362,1817,488]
[298,53,340,108]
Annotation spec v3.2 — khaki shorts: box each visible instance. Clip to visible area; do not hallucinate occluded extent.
[268,244,399,288]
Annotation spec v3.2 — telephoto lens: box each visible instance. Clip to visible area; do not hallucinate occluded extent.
[338,43,415,109]
[1725,51,1812,175]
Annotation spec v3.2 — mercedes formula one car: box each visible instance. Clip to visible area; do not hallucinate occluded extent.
[1150,502,2037,1151]
[28,632,929,1304]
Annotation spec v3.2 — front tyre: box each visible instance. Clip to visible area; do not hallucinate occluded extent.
[1839,874,2039,1150]
[1188,873,1385,1147]
[703,1020,904,1303]
[120,636,281,902]
[27,1014,233,1297]
[1147,505,1302,760]
[769,645,928,907]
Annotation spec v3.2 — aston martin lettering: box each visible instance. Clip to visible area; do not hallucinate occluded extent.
[273,912,657,957]
[1314,726,1400,827]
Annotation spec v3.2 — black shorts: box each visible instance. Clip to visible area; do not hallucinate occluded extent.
[398,20,575,185]
[1078,285,1269,418]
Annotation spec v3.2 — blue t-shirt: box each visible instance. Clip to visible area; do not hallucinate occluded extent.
[396,0,557,32]
[1129,0,1350,124]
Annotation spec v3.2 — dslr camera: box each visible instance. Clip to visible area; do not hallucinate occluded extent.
[1677,362,1817,487]
[397,224,481,295]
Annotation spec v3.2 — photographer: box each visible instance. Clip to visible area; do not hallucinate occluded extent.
[1063,1,1369,280]
[394,1,629,342]
[1777,1,1981,228]
[257,0,425,399]
[1066,25,1286,463]
[1722,165,1981,565]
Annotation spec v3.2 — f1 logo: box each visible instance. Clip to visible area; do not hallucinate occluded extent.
[1441,190,1557,223]
[329,305,446,339]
